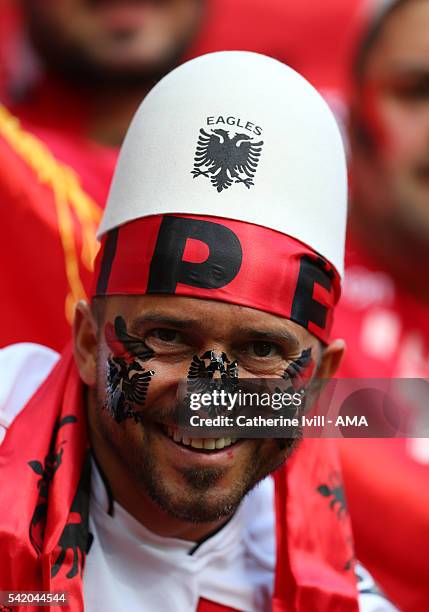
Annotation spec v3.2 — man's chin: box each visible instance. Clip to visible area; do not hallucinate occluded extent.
[134,429,255,522]
[152,447,292,524]
[146,478,244,524]
[141,447,257,523]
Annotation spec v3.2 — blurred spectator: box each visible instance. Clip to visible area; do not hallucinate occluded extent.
[0,0,362,352]
[334,1,429,609]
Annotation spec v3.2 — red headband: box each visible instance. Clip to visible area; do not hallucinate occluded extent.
[93,214,341,343]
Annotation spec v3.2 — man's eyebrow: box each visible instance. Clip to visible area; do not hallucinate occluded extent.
[235,327,300,350]
[130,313,201,331]
[128,315,302,348]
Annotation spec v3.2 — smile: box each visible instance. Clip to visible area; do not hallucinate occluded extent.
[163,426,238,451]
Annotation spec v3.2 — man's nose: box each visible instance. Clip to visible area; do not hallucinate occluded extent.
[200,347,231,370]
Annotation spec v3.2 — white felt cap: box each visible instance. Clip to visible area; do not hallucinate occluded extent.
[99,51,347,276]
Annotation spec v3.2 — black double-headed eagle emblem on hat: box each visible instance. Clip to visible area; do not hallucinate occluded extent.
[191,128,264,193]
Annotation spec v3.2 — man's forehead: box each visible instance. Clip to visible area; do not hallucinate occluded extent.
[99,295,315,347]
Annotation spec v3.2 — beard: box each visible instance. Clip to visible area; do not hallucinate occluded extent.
[24,9,198,91]
[136,435,301,523]
[93,387,299,524]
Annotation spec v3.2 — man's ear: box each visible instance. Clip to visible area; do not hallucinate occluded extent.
[317,339,346,379]
[73,300,98,387]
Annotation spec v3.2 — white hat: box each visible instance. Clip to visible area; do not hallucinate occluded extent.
[98,51,347,277]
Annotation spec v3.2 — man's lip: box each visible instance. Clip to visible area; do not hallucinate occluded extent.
[91,0,157,29]
[152,423,248,465]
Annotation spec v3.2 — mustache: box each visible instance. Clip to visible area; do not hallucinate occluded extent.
[126,393,304,431]
[133,401,182,426]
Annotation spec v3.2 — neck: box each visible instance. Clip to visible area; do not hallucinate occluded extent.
[87,395,232,542]
[349,205,429,303]
[85,85,152,147]
[18,74,152,147]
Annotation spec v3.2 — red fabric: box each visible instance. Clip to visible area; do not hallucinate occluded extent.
[0,344,89,611]
[334,237,429,379]
[0,104,116,351]
[0,348,359,611]
[184,0,364,96]
[93,214,340,344]
[333,237,429,611]
[273,439,358,611]
[197,599,240,611]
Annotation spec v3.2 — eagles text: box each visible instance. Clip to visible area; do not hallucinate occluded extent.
[206,116,262,136]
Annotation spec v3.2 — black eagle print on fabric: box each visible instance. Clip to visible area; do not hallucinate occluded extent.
[104,316,155,423]
[191,128,264,192]
[51,451,92,579]
[28,415,78,555]
[317,473,354,572]
[317,471,348,519]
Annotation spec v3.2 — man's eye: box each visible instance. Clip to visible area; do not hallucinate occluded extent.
[250,342,278,358]
[392,79,429,101]
[150,329,181,343]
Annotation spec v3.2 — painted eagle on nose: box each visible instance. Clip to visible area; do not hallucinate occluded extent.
[191,128,264,192]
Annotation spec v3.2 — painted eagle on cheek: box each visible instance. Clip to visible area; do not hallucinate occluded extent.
[107,360,154,423]
[191,128,263,192]
[104,316,155,423]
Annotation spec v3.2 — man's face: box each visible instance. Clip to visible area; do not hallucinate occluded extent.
[89,295,321,523]
[351,0,429,246]
[22,0,201,82]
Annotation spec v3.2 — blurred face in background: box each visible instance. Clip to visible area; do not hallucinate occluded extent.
[350,0,429,254]
[21,0,202,84]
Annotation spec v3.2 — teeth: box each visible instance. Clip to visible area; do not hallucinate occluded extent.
[164,427,238,450]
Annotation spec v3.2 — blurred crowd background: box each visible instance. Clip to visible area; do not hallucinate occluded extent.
[0,1,428,610]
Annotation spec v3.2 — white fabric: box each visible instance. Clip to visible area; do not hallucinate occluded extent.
[99,51,347,277]
[0,343,59,443]
[84,461,275,612]
[0,343,396,611]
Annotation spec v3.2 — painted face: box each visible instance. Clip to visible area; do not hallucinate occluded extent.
[94,294,319,523]
[352,0,429,246]
[187,350,238,387]
[104,315,155,423]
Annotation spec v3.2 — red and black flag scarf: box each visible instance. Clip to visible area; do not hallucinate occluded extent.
[0,346,358,611]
